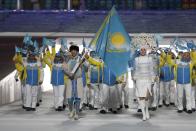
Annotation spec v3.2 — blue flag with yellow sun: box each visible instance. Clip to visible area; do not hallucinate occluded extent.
[89,6,131,76]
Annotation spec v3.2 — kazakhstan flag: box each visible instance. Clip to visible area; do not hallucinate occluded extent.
[89,6,131,76]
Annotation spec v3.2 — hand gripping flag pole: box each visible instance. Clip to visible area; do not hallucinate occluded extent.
[71,38,89,75]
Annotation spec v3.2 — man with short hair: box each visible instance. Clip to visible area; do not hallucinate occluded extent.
[64,44,84,120]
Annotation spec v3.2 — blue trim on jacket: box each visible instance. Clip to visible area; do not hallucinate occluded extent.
[177,65,191,84]
[26,67,38,86]
[160,65,172,82]
[51,67,64,86]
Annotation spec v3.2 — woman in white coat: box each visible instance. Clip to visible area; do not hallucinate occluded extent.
[133,47,155,121]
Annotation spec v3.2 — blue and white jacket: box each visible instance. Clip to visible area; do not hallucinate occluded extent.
[26,62,39,86]
[160,64,173,82]
[89,64,103,84]
[176,61,192,84]
[51,63,64,86]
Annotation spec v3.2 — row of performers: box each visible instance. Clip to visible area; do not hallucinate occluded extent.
[132,47,196,121]
[13,44,128,120]
[13,44,196,121]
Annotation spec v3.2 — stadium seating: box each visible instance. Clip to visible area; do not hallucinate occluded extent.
[0,0,196,10]
[0,10,196,33]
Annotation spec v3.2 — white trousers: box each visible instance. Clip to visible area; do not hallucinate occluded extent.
[170,80,176,104]
[38,68,44,102]
[191,79,196,109]
[177,83,192,110]
[63,83,67,106]
[132,80,137,101]
[90,84,101,108]
[83,86,94,106]
[118,84,129,106]
[151,81,159,107]
[100,84,110,109]
[108,85,120,110]
[159,81,170,105]
[26,84,38,108]
[82,86,87,104]
[21,82,26,107]
[191,85,196,109]
[37,84,43,102]
[53,85,65,109]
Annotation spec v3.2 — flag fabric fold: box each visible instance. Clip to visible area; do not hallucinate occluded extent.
[89,6,131,76]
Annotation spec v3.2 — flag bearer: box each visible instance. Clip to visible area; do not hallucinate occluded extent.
[64,45,84,120]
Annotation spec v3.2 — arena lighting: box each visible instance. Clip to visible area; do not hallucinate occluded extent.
[52,10,60,13]
[12,9,24,12]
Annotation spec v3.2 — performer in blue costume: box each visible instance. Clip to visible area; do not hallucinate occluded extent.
[159,49,175,107]
[43,46,66,111]
[84,51,102,110]
[175,52,193,114]
[84,53,118,114]
[25,52,41,111]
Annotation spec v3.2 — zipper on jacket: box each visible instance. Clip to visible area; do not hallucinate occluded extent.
[32,67,33,85]
[182,67,184,84]
[57,67,58,85]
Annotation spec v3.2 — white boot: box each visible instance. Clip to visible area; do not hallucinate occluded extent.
[68,104,74,119]
[68,110,74,119]
[139,99,146,121]
[73,108,79,120]
[145,100,150,120]
[74,113,79,120]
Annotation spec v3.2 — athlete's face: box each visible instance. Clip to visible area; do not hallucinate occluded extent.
[71,50,78,57]
[182,52,190,61]
[140,48,146,56]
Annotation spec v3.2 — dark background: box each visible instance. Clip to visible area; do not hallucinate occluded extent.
[0,0,196,10]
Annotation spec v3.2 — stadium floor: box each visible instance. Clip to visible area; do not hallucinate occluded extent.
[0,91,196,131]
